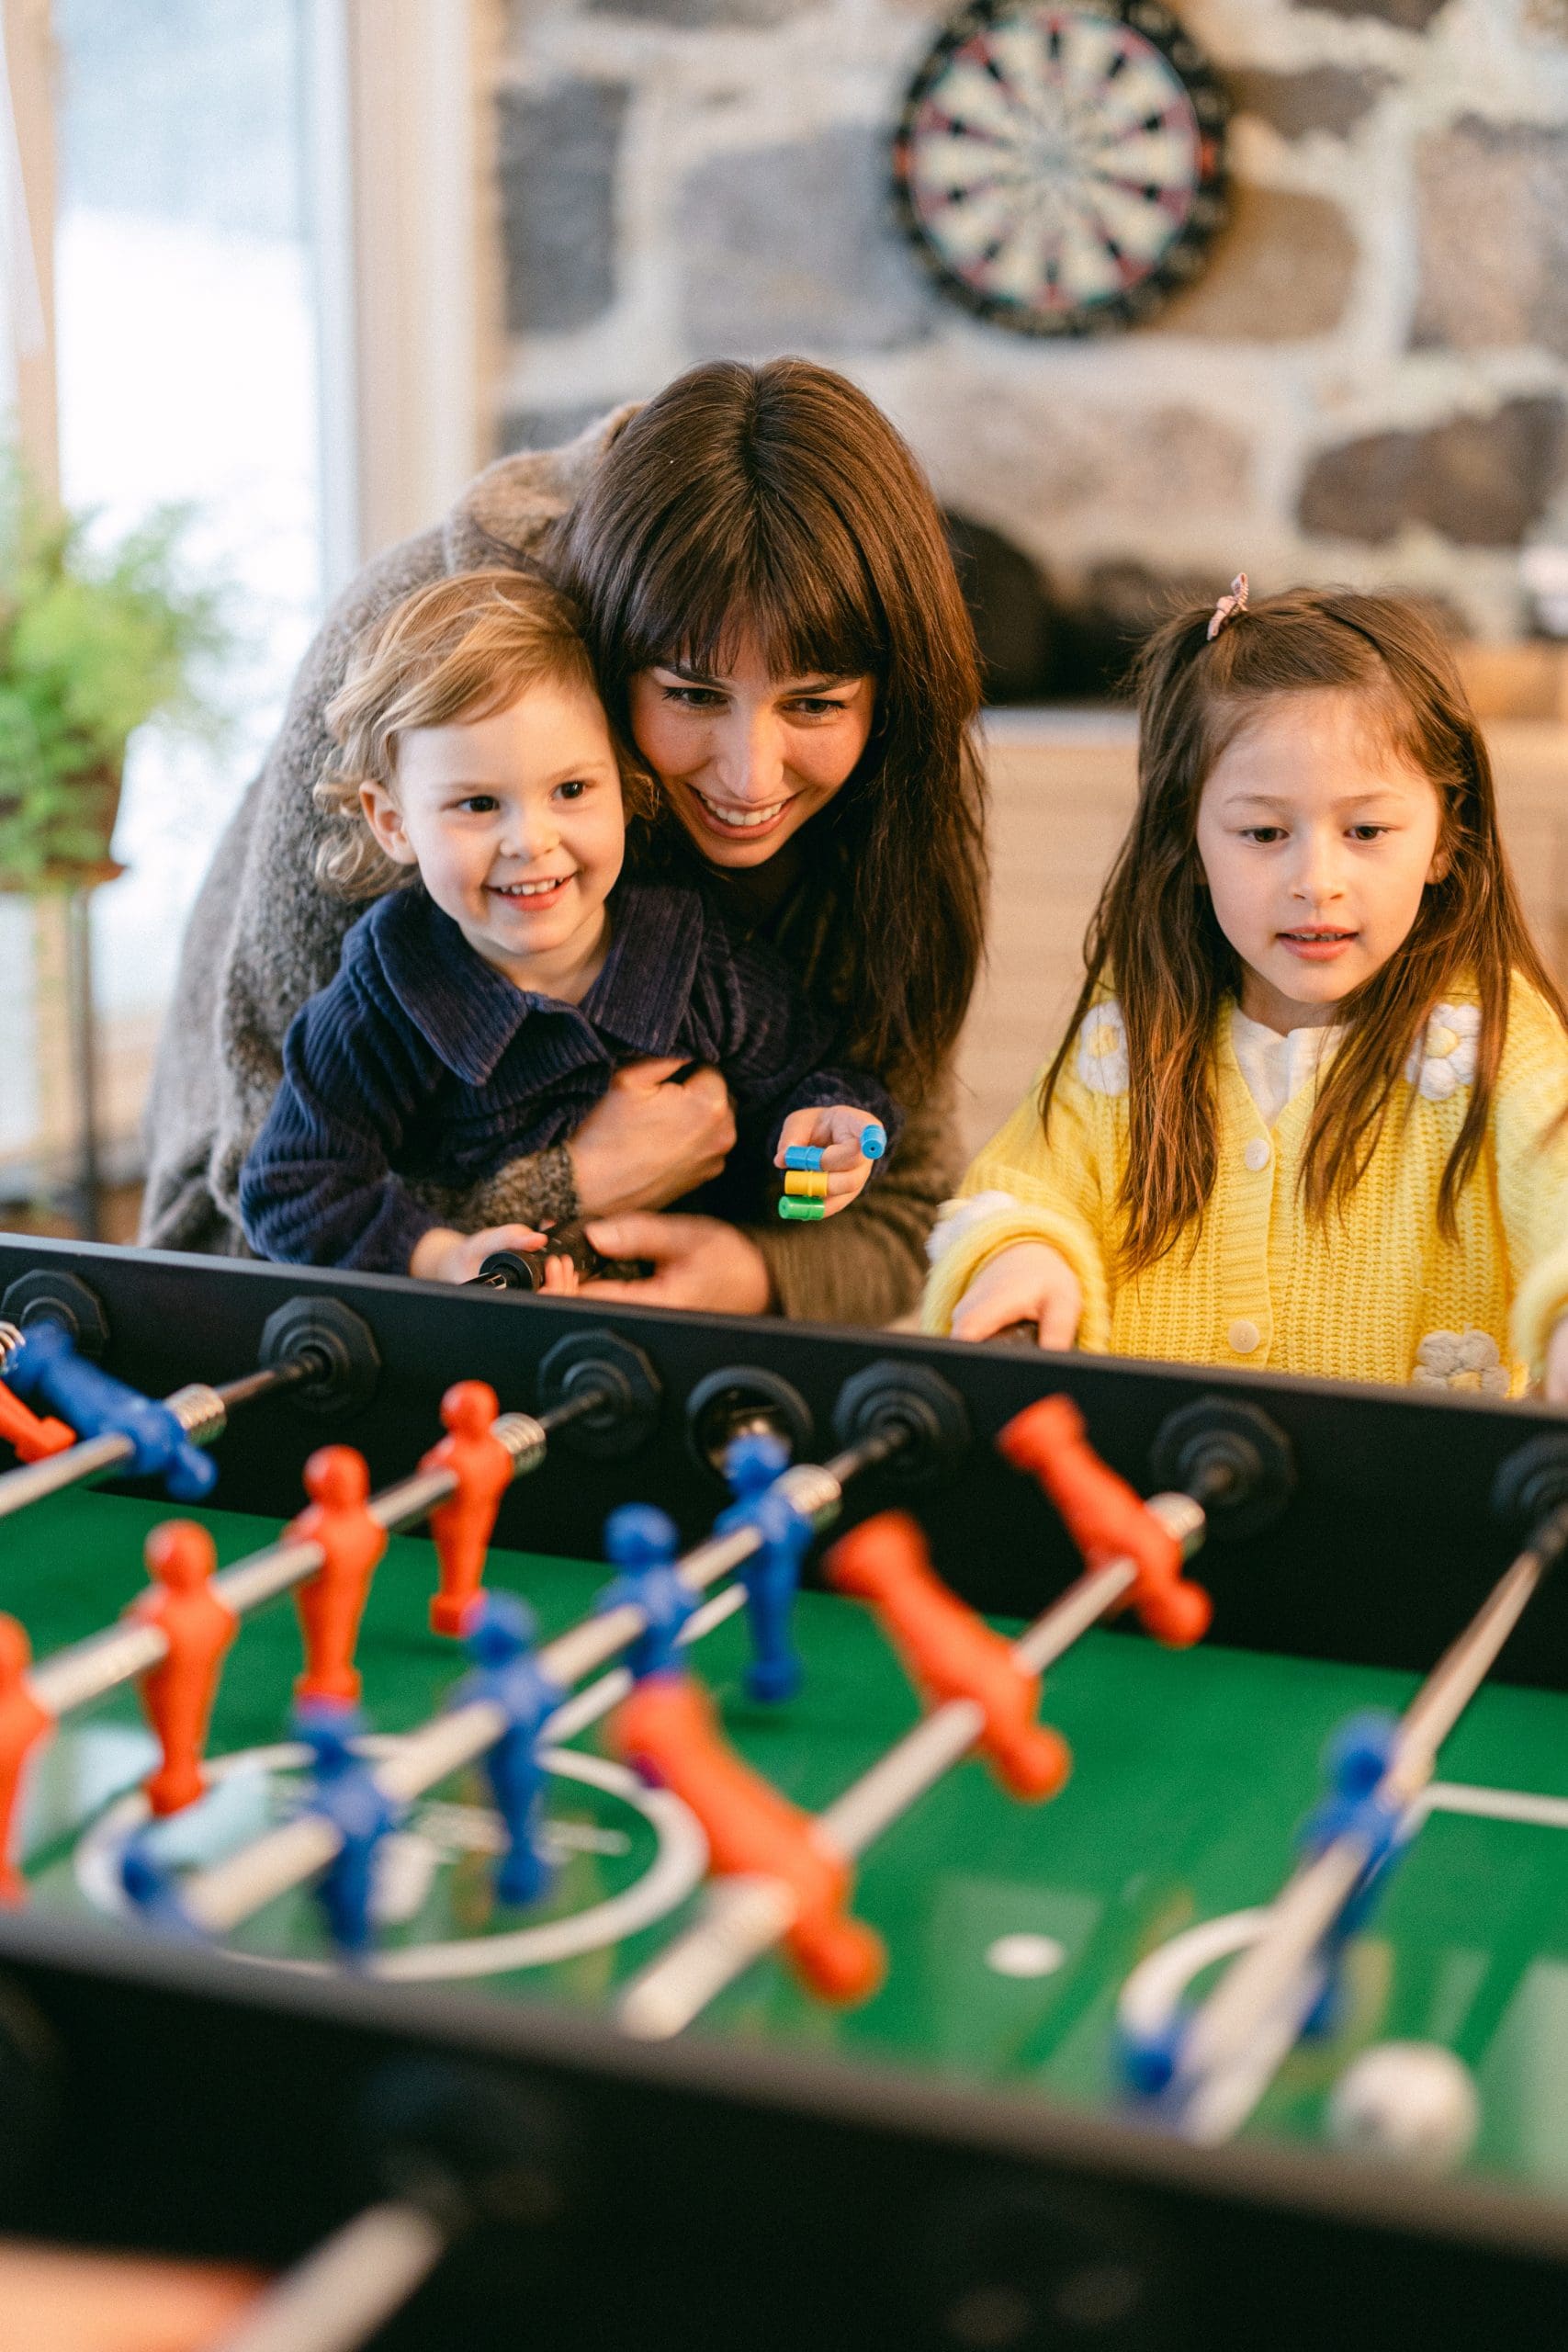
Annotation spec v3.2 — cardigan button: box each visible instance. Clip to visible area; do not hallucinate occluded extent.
[1228,1318,1262,1355]
[1244,1136,1270,1171]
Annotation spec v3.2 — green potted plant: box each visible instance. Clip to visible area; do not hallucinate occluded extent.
[0,455,228,890]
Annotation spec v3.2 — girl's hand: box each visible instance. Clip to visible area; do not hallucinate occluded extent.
[409,1222,558,1285]
[1546,1311,1568,1404]
[569,1059,737,1217]
[579,1214,773,1315]
[774,1106,886,1218]
[949,1241,1084,1351]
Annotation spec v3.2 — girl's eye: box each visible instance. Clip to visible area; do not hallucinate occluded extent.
[789,697,851,718]
[1348,823,1389,842]
[1243,826,1287,844]
[556,779,587,801]
[661,684,725,710]
[457,794,500,815]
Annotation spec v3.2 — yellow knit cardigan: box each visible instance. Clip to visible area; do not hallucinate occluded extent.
[922,978,1568,1394]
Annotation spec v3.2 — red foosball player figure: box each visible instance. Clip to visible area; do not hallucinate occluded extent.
[290,1447,387,1703]
[614,1670,886,2006]
[0,1617,51,1904]
[129,1521,239,1816]
[421,1382,514,1636]
[826,1512,1071,1801]
[0,1378,74,1464]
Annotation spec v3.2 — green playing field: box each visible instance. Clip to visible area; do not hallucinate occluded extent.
[12,1486,1568,2199]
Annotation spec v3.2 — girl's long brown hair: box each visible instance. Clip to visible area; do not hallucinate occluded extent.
[1043,585,1567,1274]
[552,358,987,1095]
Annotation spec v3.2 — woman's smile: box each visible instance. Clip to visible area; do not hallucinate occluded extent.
[687,786,791,837]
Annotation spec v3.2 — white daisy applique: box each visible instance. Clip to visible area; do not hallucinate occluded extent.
[1412,1329,1509,1396]
[1404,1003,1480,1102]
[1076,999,1128,1098]
[925,1191,1024,1266]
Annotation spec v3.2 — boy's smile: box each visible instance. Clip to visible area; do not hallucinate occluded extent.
[360,677,626,1002]
[1195,687,1447,1035]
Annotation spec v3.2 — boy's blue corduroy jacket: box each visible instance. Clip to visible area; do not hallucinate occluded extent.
[239,878,898,1272]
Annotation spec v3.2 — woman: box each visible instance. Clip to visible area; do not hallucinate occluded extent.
[141,359,987,1324]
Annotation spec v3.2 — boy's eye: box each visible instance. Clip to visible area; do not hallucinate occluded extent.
[457,794,500,815]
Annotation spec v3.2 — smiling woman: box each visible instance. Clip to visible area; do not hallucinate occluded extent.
[142,359,985,1326]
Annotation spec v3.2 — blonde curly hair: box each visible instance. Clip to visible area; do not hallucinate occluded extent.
[315,568,650,899]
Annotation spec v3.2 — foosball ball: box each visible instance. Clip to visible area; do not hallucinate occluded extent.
[4,1237,1568,2348]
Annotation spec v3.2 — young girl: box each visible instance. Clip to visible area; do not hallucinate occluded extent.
[925,582,1568,1400]
[239,571,894,1282]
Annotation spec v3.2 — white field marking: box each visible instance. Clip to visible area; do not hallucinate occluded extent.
[75,1739,706,1983]
[1117,1780,1568,2050]
[987,1933,1068,1980]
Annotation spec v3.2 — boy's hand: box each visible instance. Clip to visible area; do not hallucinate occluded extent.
[949,1241,1083,1351]
[774,1107,886,1218]
[1546,1311,1568,1404]
[409,1222,560,1285]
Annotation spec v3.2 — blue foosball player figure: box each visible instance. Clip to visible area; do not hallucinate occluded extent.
[596,1503,694,1679]
[458,1593,564,1909]
[716,1430,809,1705]
[5,1321,216,1501]
[296,1699,400,1962]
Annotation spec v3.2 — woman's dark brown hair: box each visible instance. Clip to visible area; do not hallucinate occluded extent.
[552,358,987,1095]
[1043,584,1568,1274]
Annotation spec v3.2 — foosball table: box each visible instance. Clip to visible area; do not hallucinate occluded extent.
[3,1233,1568,2349]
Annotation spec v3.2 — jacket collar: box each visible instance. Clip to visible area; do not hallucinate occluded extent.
[364,880,704,1086]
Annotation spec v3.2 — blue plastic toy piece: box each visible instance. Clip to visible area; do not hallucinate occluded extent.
[716,1430,809,1705]
[6,1321,217,1501]
[597,1503,694,1679]
[1119,2014,1182,2099]
[1294,1707,1410,2038]
[120,1836,203,1939]
[458,1593,564,1908]
[860,1122,886,1160]
[783,1144,823,1172]
[296,1700,401,1962]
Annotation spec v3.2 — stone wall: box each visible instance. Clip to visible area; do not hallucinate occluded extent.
[495,0,1568,650]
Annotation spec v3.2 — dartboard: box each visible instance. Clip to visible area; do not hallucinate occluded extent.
[891,0,1229,337]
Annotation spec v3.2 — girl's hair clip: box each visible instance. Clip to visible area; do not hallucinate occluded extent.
[1206,572,1249,641]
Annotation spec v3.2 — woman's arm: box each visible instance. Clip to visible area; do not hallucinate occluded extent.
[140,532,450,1252]
[140,408,641,1259]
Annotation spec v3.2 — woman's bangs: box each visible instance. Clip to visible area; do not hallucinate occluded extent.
[622,511,883,687]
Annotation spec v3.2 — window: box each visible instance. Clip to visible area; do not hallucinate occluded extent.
[50,0,328,1177]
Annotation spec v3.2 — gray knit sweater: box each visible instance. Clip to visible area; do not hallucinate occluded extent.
[139,410,961,1326]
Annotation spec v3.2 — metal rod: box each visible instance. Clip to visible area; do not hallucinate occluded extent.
[210,1358,316,1415]
[0,1357,314,1524]
[1166,1510,1568,2143]
[209,2199,450,2352]
[615,1493,1203,2041]
[0,1430,130,1518]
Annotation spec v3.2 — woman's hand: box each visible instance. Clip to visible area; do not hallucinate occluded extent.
[1546,1311,1568,1403]
[569,1060,737,1217]
[409,1222,577,1288]
[579,1214,773,1315]
[774,1105,886,1217]
[948,1241,1083,1350]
